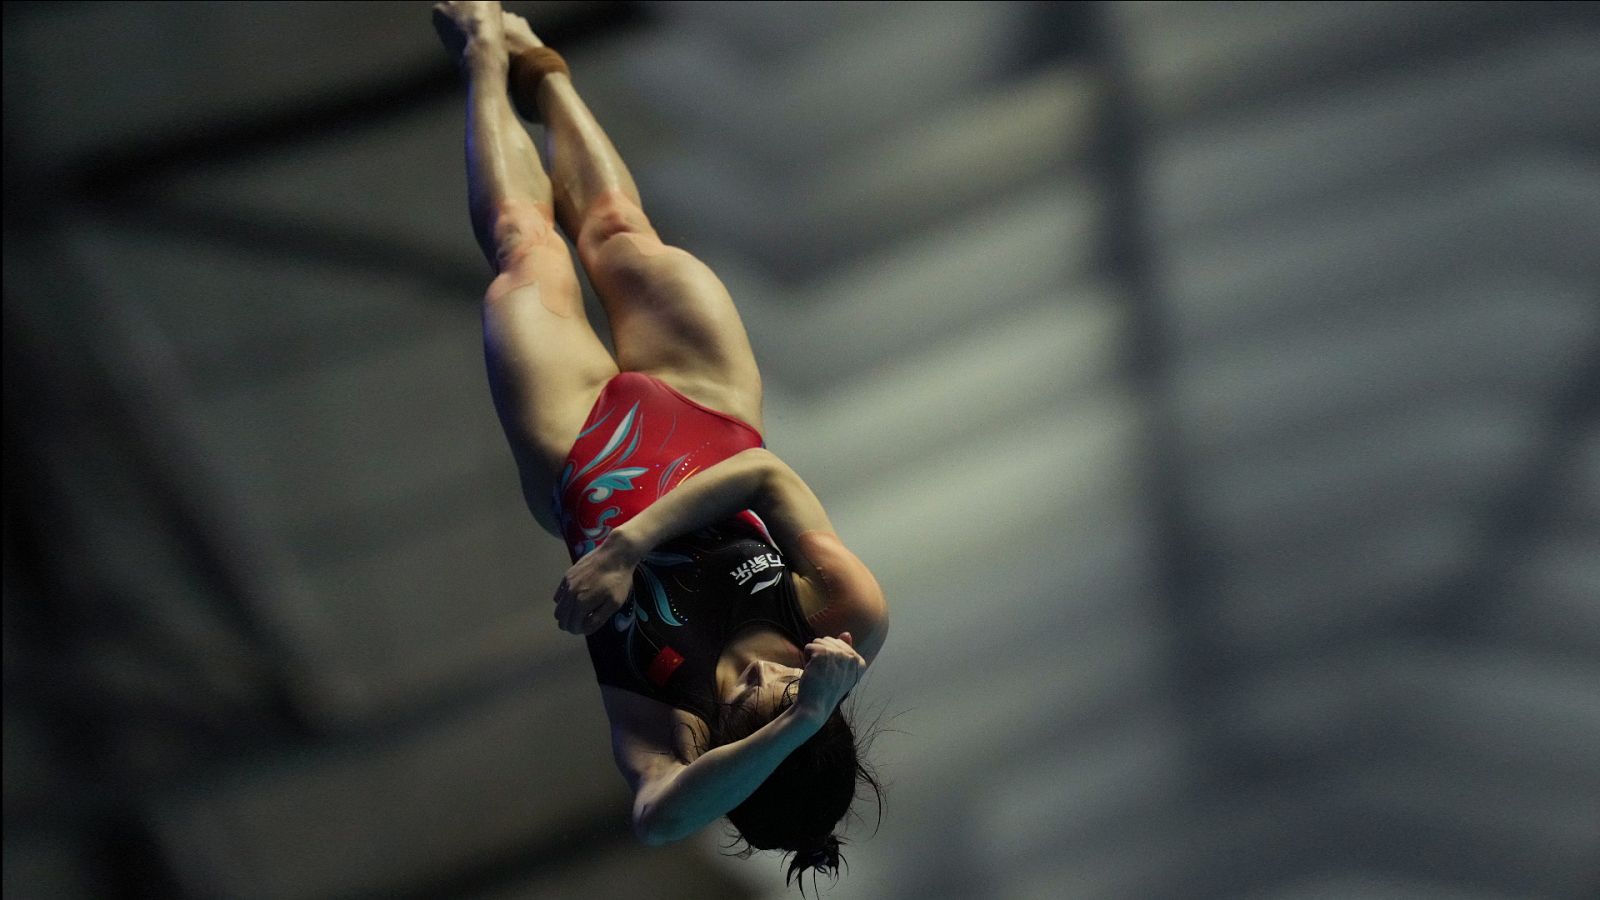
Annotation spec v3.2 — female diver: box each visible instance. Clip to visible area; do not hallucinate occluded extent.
[431,2,890,889]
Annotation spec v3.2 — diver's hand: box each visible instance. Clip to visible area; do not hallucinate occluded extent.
[553,540,638,635]
[795,632,866,719]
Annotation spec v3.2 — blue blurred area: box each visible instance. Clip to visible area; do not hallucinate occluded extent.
[4,2,1598,899]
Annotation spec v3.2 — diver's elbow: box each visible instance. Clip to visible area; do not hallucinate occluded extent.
[633,804,685,847]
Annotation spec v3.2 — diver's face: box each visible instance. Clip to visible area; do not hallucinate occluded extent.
[731,658,802,714]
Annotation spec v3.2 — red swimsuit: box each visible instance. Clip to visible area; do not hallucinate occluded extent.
[553,372,766,561]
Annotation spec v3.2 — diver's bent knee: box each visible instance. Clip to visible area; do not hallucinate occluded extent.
[490,199,561,273]
[576,192,659,261]
[484,207,581,310]
[583,233,695,300]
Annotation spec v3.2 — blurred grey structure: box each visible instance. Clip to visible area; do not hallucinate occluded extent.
[4,1,1598,898]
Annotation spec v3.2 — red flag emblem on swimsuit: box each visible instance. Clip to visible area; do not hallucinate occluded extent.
[646,646,686,687]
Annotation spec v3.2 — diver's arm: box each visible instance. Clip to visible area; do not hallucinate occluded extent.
[557,447,886,646]
[634,631,864,844]
[633,700,826,845]
[554,448,776,634]
[606,448,790,560]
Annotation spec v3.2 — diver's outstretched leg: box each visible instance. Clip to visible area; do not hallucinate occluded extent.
[504,11,765,433]
[437,0,617,535]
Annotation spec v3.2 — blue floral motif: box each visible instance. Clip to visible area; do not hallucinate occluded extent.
[582,507,620,538]
[614,547,697,679]
[575,403,640,480]
[561,400,655,559]
[617,417,643,464]
[585,467,648,503]
[631,551,695,627]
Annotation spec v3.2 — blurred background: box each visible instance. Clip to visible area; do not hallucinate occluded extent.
[4,2,1599,899]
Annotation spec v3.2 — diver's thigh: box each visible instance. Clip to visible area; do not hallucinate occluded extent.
[581,229,763,432]
[483,235,619,496]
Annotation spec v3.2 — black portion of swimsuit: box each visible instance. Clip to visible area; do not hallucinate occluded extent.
[585,522,816,722]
